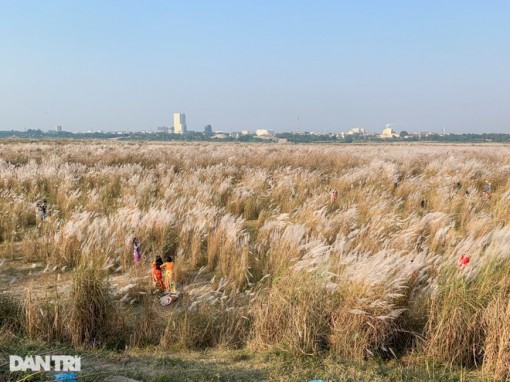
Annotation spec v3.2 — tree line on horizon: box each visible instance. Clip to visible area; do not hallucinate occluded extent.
[0,128,509,143]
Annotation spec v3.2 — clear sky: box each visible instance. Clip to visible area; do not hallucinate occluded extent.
[1,1,509,134]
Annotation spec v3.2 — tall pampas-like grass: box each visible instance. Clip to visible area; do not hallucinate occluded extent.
[249,272,332,354]
[24,286,65,342]
[68,261,116,347]
[2,141,510,377]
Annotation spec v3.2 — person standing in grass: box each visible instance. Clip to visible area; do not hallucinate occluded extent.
[331,189,338,202]
[161,256,176,293]
[132,237,141,264]
[482,180,492,199]
[152,255,165,291]
[37,199,48,221]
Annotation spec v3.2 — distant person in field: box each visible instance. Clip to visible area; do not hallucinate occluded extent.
[482,180,492,199]
[458,254,470,267]
[161,256,176,293]
[454,181,462,193]
[152,255,164,291]
[37,200,48,221]
[331,189,338,202]
[132,238,141,264]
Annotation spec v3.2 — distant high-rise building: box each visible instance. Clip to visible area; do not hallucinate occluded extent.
[55,125,62,132]
[204,124,213,134]
[173,113,187,134]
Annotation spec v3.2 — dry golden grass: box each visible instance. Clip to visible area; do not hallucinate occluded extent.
[1,141,510,378]
[249,273,332,354]
[24,286,65,343]
[68,264,116,347]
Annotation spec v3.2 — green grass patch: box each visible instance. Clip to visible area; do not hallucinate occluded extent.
[0,338,496,382]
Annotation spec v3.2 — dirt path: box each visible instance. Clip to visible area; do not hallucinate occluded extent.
[0,254,154,302]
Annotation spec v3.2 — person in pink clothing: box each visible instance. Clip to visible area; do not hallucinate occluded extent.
[132,237,141,264]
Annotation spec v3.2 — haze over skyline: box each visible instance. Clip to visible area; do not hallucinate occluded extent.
[1,1,509,134]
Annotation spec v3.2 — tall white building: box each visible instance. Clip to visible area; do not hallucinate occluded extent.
[173,113,187,134]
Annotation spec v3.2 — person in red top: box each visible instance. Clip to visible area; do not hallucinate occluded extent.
[459,254,470,267]
[152,256,164,291]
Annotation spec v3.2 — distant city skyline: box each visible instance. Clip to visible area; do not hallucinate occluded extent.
[1,1,509,134]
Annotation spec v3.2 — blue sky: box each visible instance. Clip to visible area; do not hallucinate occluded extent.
[1,1,509,133]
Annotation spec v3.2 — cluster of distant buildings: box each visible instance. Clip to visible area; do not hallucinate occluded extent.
[155,114,430,139]
[153,113,278,139]
[339,125,434,139]
[153,113,187,134]
[52,113,434,139]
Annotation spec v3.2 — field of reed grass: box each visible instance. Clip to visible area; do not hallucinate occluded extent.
[1,140,510,380]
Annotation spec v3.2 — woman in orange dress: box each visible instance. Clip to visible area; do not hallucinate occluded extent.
[160,256,176,293]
